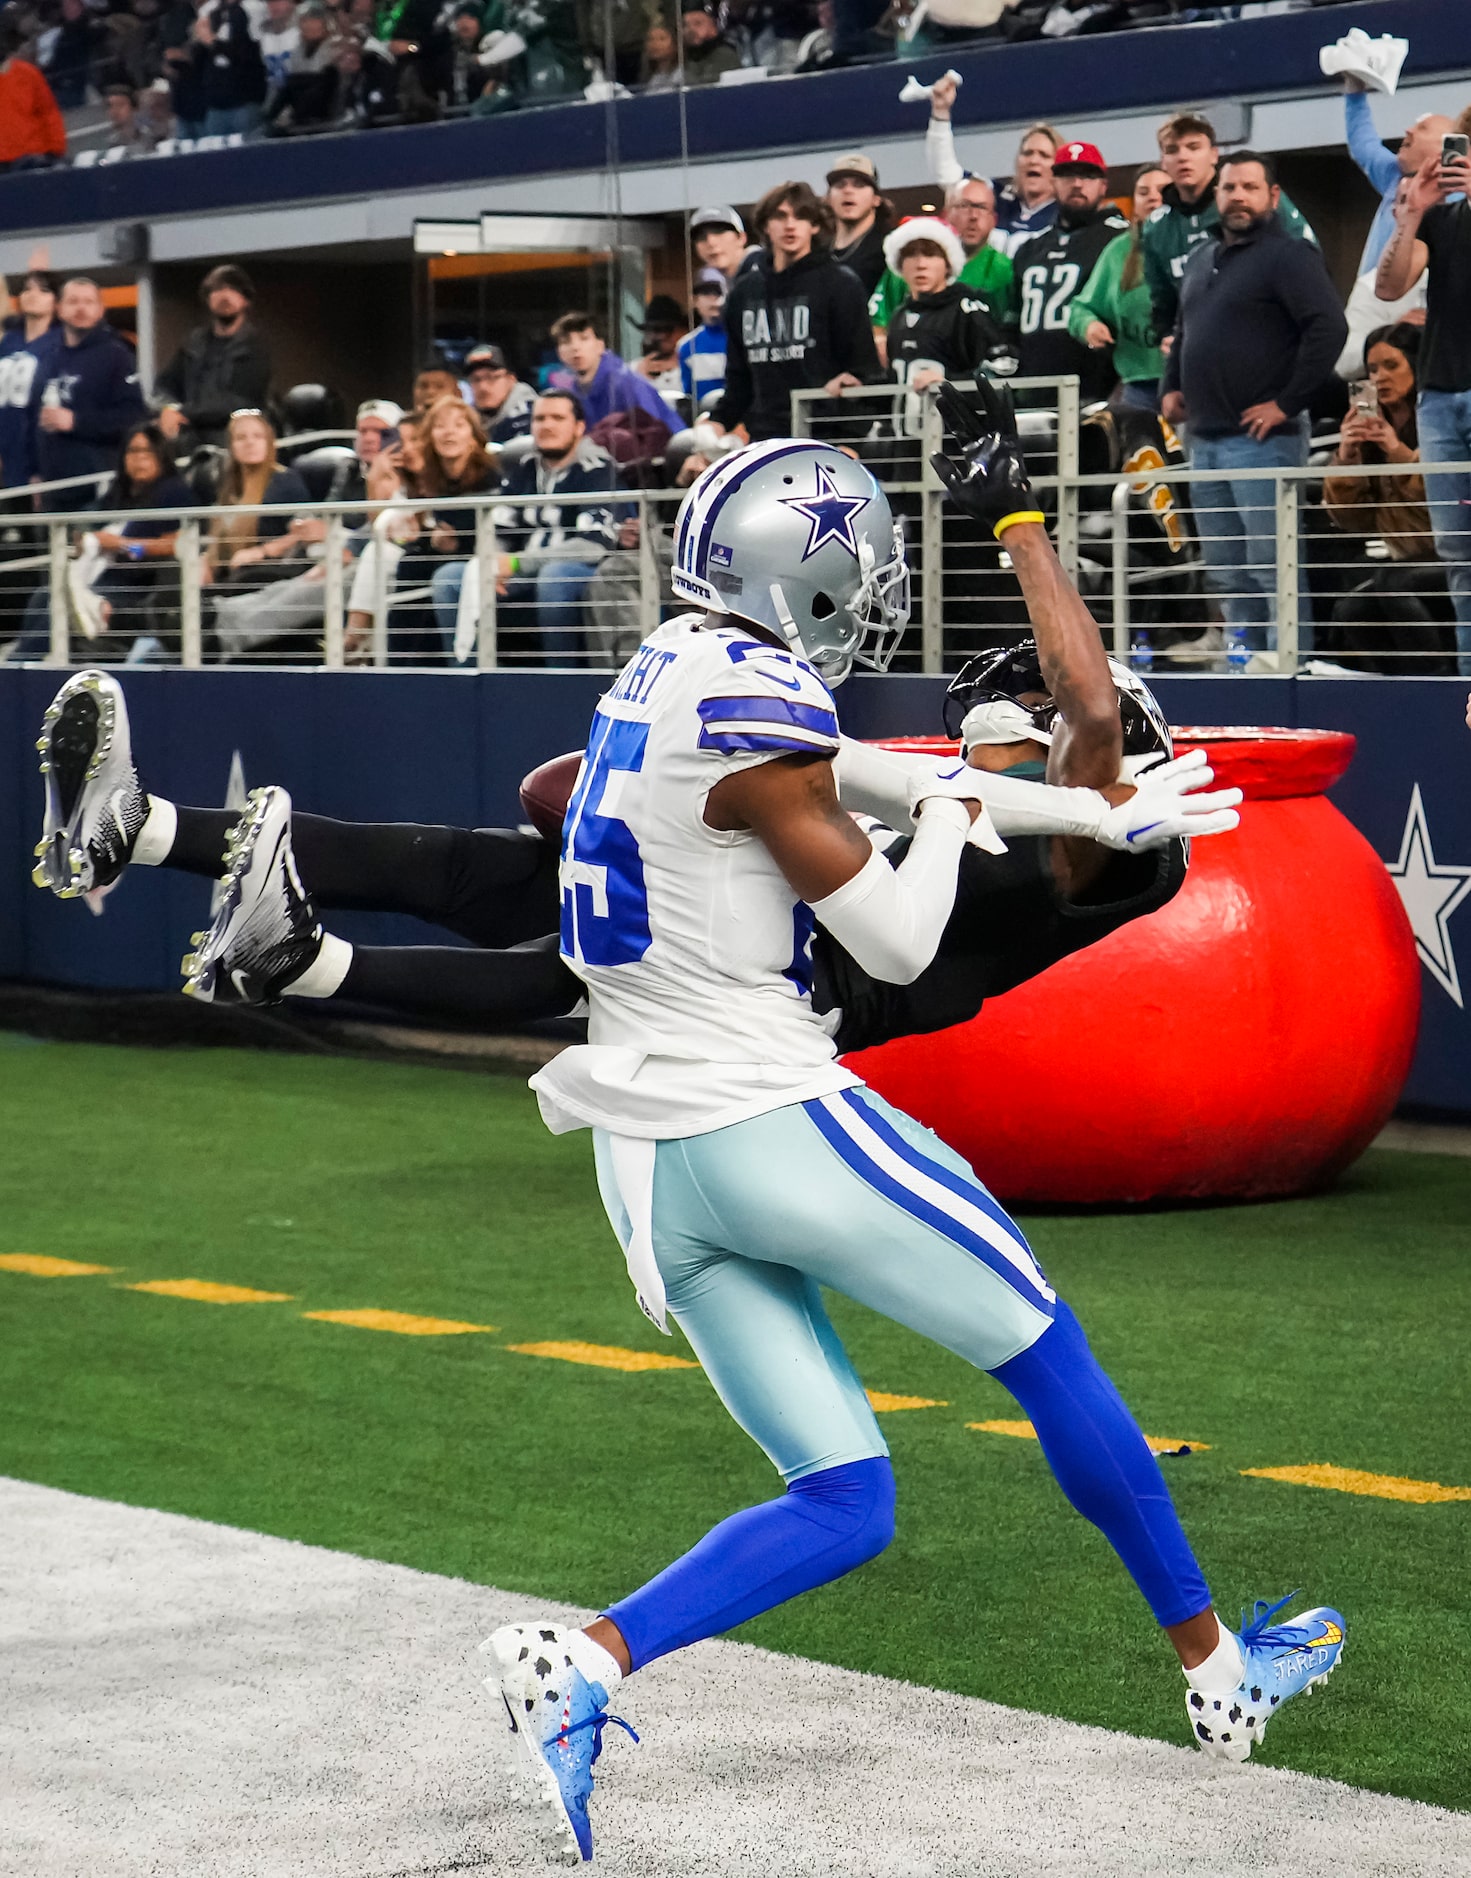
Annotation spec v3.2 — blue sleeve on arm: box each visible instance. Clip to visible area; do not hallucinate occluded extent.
[1344,91,1400,197]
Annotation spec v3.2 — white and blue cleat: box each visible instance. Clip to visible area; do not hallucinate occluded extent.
[482,1624,637,1864]
[1188,1594,1346,1762]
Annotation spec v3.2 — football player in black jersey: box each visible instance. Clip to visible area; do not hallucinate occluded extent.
[32,382,1204,1056]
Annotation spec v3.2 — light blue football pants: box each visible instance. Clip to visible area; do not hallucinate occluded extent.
[594,1085,1056,1484]
[594,1083,1213,1666]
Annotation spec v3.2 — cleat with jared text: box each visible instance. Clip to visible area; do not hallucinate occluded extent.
[181,786,323,1004]
[1187,1595,1345,1762]
[481,1623,637,1864]
[33,670,147,900]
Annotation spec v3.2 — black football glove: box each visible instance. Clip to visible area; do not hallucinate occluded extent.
[929,377,1042,540]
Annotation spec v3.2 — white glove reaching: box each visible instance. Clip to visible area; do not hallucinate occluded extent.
[1092,748,1242,851]
[906,759,1007,854]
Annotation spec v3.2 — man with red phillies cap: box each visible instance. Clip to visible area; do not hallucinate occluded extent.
[1012,139,1129,406]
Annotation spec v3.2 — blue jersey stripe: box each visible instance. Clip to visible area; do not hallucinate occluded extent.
[696,695,839,735]
[838,1088,1042,1268]
[805,1096,1053,1309]
[698,727,837,756]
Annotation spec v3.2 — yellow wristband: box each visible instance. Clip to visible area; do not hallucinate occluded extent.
[992,510,1046,540]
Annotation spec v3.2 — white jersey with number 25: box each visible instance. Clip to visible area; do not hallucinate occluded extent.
[530,614,862,1141]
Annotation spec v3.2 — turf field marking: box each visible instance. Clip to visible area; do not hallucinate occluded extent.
[867,1391,948,1412]
[506,1339,698,1372]
[1242,1463,1471,1505]
[0,1253,114,1278]
[303,1309,496,1336]
[125,1279,295,1304]
[968,1420,1210,1454]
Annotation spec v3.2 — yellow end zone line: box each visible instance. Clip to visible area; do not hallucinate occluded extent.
[3,1261,1468,1498]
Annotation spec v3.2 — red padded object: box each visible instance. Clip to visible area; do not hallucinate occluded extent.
[519,750,582,842]
[848,727,1419,1202]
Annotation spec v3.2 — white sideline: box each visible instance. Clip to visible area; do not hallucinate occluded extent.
[0,1476,1465,1878]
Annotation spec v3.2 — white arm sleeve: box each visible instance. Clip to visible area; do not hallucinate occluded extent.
[833,737,929,827]
[834,737,1109,841]
[809,799,968,985]
[926,116,965,189]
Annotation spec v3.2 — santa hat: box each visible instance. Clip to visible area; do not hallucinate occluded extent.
[883,216,966,282]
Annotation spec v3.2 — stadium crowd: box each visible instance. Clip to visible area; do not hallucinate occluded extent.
[0,0,1359,158]
[2,34,1469,675]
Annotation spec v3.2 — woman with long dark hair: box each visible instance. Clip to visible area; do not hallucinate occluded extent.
[7,421,190,662]
[1324,322,1454,673]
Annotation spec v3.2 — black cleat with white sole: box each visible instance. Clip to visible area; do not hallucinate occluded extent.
[181,785,324,1004]
[33,669,148,900]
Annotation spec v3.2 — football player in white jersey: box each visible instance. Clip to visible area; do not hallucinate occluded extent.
[480,389,1341,1860]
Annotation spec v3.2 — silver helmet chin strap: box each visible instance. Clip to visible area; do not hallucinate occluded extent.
[767,581,805,653]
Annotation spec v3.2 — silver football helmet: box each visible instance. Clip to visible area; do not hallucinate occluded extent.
[671,438,909,685]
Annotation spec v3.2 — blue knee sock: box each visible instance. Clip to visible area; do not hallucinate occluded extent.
[991,1301,1211,1629]
[606,1456,896,1671]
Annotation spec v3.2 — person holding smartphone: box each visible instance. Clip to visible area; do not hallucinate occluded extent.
[1376,119,1471,674]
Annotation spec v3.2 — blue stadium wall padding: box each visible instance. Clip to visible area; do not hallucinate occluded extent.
[2,667,1466,1112]
[0,0,1460,239]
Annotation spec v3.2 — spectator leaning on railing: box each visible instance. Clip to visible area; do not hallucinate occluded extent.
[709,178,882,444]
[1143,112,1315,338]
[1323,321,1454,675]
[1375,126,1471,675]
[0,269,58,491]
[32,278,148,512]
[1068,162,1170,415]
[1160,151,1347,658]
[156,265,273,448]
[0,14,66,171]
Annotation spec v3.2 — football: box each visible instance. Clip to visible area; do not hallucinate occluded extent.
[518,749,582,842]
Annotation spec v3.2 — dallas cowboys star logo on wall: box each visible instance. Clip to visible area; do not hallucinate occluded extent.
[780,464,871,561]
[1387,784,1471,1007]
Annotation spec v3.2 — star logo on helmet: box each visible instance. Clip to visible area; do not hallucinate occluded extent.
[779,464,871,562]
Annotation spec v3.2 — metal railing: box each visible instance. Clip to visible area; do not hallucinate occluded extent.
[1,390,1466,678]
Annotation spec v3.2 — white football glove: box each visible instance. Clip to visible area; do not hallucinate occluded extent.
[906,760,1008,853]
[1092,748,1242,851]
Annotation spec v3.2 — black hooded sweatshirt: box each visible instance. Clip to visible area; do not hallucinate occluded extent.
[712,248,882,442]
[1013,201,1130,404]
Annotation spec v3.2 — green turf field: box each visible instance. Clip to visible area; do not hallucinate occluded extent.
[1,1035,1467,1812]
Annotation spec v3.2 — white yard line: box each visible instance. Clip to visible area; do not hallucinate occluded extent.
[0,1476,1464,1878]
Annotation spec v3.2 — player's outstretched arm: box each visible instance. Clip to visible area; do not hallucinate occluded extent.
[707,753,977,986]
[931,378,1121,793]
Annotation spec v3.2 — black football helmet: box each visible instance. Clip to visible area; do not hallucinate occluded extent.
[943,638,1172,760]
